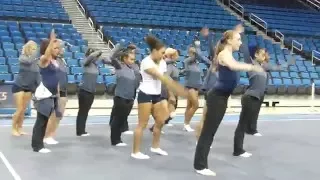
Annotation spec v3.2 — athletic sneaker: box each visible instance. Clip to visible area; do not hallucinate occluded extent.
[195,169,216,176]
[131,152,150,159]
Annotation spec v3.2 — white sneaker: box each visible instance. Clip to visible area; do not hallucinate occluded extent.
[38,148,51,154]
[195,169,216,176]
[239,152,252,158]
[43,138,59,145]
[183,124,194,132]
[253,132,262,137]
[131,152,150,159]
[150,148,168,156]
[123,131,134,135]
[115,142,127,147]
[81,133,90,137]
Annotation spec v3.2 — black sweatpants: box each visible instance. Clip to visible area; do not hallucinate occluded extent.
[194,90,230,170]
[110,96,134,145]
[76,89,94,136]
[246,95,264,134]
[109,105,129,132]
[32,112,49,152]
[233,94,262,155]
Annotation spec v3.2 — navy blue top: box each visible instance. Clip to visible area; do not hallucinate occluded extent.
[213,64,239,94]
[40,61,60,95]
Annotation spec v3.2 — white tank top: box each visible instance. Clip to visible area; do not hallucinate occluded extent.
[139,55,167,95]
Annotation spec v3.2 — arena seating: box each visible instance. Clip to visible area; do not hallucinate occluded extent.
[235,0,309,9]
[79,0,255,33]
[0,0,319,96]
[0,0,70,23]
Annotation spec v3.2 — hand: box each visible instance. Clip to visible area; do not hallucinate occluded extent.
[50,29,56,40]
[168,96,176,105]
[234,24,244,33]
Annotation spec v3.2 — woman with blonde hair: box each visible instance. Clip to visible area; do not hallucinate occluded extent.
[11,40,40,136]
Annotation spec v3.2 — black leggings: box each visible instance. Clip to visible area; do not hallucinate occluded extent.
[110,96,134,145]
[76,89,94,136]
[233,94,262,155]
[109,106,129,132]
[247,96,264,134]
[31,112,49,152]
[194,89,230,170]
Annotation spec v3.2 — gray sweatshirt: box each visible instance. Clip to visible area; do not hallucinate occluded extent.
[78,50,103,93]
[14,54,40,92]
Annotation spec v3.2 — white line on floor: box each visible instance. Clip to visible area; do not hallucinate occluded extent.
[0,151,21,180]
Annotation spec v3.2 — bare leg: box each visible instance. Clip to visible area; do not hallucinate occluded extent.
[17,92,32,135]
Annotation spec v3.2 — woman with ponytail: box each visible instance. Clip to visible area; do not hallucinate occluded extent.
[193,30,264,176]
[132,35,191,160]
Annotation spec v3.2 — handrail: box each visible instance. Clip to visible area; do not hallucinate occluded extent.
[97,29,104,41]
[229,0,244,17]
[108,40,115,49]
[249,13,268,33]
[291,40,303,53]
[275,30,284,45]
[88,17,94,29]
[76,0,86,15]
[311,50,320,65]
[307,0,320,9]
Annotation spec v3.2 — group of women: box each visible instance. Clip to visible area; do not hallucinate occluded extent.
[10,24,293,176]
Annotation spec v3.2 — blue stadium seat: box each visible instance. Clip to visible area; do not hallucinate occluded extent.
[0,73,12,81]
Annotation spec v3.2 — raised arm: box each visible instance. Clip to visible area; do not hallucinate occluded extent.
[40,30,57,67]
[195,46,211,65]
[83,50,102,66]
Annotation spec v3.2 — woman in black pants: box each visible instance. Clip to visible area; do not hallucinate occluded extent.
[109,45,138,146]
[31,30,61,153]
[193,30,263,176]
[76,48,116,136]
[233,47,294,157]
[109,44,140,135]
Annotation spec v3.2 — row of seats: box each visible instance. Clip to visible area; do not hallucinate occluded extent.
[238,3,320,37]
[235,0,310,10]
[0,21,88,58]
[0,0,69,21]
[80,0,254,32]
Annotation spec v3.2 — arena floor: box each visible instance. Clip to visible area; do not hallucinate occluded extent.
[0,113,319,180]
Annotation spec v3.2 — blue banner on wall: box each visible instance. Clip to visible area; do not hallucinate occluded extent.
[0,83,31,116]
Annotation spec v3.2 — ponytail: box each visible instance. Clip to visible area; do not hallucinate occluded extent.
[212,30,235,71]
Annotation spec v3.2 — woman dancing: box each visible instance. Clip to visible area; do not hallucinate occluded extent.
[31,30,61,153]
[183,44,210,132]
[149,48,180,132]
[109,44,138,146]
[193,30,263,176]
[132,35,191,159]
[44,40,68,144]
[12,40,39,136]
